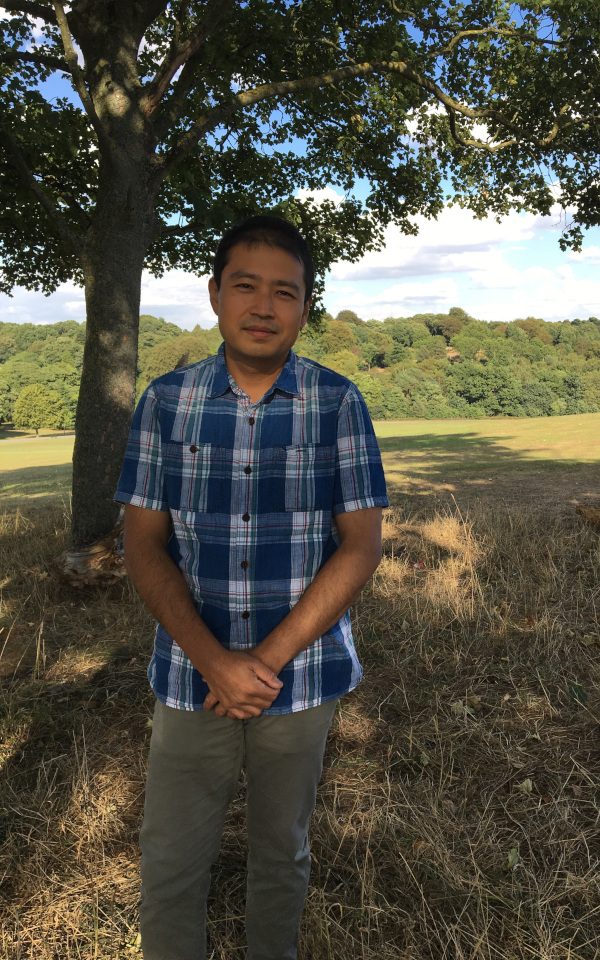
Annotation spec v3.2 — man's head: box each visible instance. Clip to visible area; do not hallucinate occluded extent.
[212,215,314,304]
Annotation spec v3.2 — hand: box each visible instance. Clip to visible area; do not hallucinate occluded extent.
[203,650,283,719]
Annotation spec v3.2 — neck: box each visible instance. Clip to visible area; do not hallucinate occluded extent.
[224,346,289,402]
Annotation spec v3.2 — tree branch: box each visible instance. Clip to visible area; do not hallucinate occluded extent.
[162,217,202,237]
[1,1,57,21]
[445,108,517,153]
[0,117,81,254]
[445,100,574,153]
[51,1,109,149]
[154,28,257,141]
[0,46,67,71]
[153,59,497,181]
[433,25,566,57]
[154,55,579,183]
[142,0,235,121]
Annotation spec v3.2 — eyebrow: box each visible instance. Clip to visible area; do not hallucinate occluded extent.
[228,270,301,293]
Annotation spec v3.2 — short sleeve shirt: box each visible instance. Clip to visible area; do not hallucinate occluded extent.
[115,345,388,714]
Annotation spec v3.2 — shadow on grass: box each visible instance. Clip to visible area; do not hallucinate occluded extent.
[377,430,600,507]
[0,427,74,441]
[0,463,73,506]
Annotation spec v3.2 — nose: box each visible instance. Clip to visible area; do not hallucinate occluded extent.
[252,286,275,318]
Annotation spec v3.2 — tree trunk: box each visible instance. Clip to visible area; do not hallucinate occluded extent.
[71,161,154,547]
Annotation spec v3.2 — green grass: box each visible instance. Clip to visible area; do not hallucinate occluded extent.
[2,414,599,508]
[0,435,74,504]
[376,412,600,505]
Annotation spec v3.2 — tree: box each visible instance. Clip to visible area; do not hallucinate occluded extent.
[321,348,360,378]
[0,376,12,423]
[1,2,598,545]
[13,383,67,433]
[138,330,217,386]
[319,319,360,356]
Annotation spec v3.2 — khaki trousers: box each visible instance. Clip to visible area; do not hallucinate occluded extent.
[139,698,337,960]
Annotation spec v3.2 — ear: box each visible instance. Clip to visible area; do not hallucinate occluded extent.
[300,299,311,329]
[208,276,219,315]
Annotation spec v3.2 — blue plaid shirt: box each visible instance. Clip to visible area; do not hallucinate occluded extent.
[115,344,388,714]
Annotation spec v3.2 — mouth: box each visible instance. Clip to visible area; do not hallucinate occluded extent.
[243,326,277,339]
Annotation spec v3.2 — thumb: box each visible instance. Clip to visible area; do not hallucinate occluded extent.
[252,660,283,689]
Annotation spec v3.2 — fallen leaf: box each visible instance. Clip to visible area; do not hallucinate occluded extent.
[506,847,520,871]
[516,778,533,795]
[466,693,482,711]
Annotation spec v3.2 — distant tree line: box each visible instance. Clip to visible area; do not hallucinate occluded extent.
[1,309,600,429]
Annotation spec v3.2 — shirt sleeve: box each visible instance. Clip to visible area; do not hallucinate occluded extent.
[333,383,389,514]
[114,383,169,511]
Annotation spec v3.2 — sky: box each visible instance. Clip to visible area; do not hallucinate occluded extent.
[1,192,598,329]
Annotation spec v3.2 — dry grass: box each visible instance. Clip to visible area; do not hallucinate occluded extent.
[1,498,599,959]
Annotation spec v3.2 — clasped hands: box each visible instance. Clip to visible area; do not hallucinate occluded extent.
[202,648,283,720]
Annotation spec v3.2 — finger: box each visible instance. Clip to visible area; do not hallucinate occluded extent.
[214,703,227,718]
[203,692,219,711]
[226,708,257,720]
[251,663,283,690]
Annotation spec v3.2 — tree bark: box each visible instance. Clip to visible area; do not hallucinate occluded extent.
[71,159,155,547]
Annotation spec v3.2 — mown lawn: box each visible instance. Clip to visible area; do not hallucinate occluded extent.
[1,413,599,507]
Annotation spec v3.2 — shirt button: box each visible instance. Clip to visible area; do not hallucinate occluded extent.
[241,610,250,619]
[248,416,255,425]
[242,512,250,522]
[244,465,252,475]
[241,560,249,569]
[189,444,198,453]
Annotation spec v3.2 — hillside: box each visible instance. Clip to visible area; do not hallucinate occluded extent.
[1,309,599,427]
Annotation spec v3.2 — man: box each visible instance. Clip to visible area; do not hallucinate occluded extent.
[115,215,389,960]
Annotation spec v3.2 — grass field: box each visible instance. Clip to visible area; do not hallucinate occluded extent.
[1,415,599,958]
[0,434,74,504]
[1,413,599,507]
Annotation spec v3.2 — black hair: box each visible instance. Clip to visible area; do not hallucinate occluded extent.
[212,215,314,302]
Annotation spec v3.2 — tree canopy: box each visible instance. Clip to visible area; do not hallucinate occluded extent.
[3,310,600,422]
[0,0,598,545]
[12,381,69,433]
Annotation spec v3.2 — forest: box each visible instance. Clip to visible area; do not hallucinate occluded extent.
[2,308,600,431]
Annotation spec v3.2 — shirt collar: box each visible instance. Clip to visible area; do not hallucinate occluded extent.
[208,343,299,399]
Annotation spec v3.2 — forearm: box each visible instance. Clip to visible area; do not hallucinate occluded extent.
[255,538,381,674]
[124,532,282,717]
[124,538,223,677]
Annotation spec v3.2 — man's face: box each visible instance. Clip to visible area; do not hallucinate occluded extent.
[208,242,310,369]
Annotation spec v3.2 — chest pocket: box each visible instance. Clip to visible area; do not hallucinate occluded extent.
[164,442,234,514]
[164,441,336,514]
[283,444,336,512]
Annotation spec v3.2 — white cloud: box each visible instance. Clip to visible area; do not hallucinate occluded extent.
[330,205,551,282]
[295,186,345,207]
[0,270,215,330]
[568,245,600,265]
[324,277,460,320]
[1,202,599,329]
[323,204,600,322]
[140,270,214,328]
